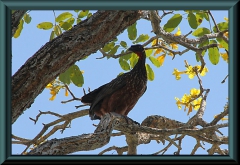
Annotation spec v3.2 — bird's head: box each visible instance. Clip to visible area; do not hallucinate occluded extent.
[127,44,145,59]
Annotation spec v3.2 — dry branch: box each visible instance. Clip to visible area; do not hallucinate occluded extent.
[26,113,228,155]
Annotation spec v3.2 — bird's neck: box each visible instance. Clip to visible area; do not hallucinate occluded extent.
[132,51,147,78]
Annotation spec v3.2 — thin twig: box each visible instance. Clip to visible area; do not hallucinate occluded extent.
[208,10,220,32]
[221,75,229,84]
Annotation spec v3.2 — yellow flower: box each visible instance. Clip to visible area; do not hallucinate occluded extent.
[224,17,228,22]
[187,104,193,115]
[193,98,202,110]
[186,66,195,79]
[46,83,53,89]
[65,88,68,96]
[172,68,185,80]
[175,97,183,109]
[170,43,178,50]
[49,95,56,101]
[157,54,166,66]
[152,39,158,46]
[181,94,191,103]
[214,115,228,121]
[196,65,208,76]
[154,48,163,56]
[221,52,229,63]
[50,90,57,95]
[174,27,181,36]
[224,32,228,38]
[190,88,200,98]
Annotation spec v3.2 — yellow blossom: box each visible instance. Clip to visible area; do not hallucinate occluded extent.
[221,52,229,63]
[190,88,200,98]
[175,97,183,109]
[224,17,228,22]
[46,83,53,89]
[65,88,68,96]
[181,94,191,103]
[49,94,56,101]
[193,98,202,110]
[172,68,185,80]
[170,43,178,50]
[157,54,166,66]
[187,104,193,115]
[224,32,228,38]
[174,27,181,36]
[154,48,163,56]
[186,66,195,79]
[152,39,158,46]
[196,65,208,76]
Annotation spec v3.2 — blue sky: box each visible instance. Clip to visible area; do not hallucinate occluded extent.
[12,10,228,155]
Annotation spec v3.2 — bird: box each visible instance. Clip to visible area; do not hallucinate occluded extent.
[81,44,147,120]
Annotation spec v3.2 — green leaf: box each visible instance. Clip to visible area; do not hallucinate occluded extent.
[59,68,71,85]
[69,65,84,87]
[13,19,24,38]
[199,39,209,48]
[195,12,204,26]
[119,57,131,71]
[102,42,115,52]
[203,12,209,21]
[59,22,72,30]
[78,10,89,18]
[77,18,81,24]
[120,41,128,49]
[213,22,228,33]
[37,22,53,30]
[188,12,198,29]
[54,25,62,36]
[146,64,154,81]
[145,49,153,57]
[66,17,75,26]
[129,53,138,68]
[163,14,182,32]
[149,56,161,67]
[208,40,220,65]
[56,12,73,22]
[87,13,92,18]
[109,45,120,55]
[49,30,55,41]
[23,13,31,24]
[134,34,150,44]
[127,22,137,40]
[217,37,228,51]
[122,53,132,61]
[74,10,80,13]
[192,27,210,37]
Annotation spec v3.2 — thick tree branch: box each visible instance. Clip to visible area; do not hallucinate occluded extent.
[12,10,27,36]
[26,113,228,155]
[12,10,142,124]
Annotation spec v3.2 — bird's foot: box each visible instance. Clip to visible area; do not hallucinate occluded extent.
[122,115,140,126]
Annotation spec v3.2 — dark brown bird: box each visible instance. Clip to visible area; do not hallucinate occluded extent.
[81,44,147,120]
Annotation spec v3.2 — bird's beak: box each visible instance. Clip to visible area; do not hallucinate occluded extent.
[127,47,134,52]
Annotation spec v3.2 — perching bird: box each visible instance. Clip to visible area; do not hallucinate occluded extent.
[81,44,147,120]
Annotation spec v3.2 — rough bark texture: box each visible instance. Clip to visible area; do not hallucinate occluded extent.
[12,10,27,36]
[27,113,228,155]
[12,10,142,124]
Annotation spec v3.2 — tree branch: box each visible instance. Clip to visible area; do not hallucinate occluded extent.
[12,10,142,124]
[26,112,228,155]
[12,10,27,36]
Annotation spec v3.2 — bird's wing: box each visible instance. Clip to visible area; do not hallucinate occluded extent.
[90,73,128,112]
[81,84,107,104]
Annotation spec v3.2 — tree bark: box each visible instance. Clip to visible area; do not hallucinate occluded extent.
[12,10,27,36]
[12,10,142,124]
